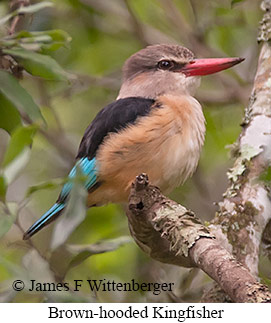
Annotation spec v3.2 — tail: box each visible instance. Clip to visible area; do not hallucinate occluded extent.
[23,157,98,240]
[23,202,65,240]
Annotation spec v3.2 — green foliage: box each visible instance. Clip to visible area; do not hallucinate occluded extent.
[0,93,22,134]
[231,0,245,7]
[50,236,133,277]
[1,126,37,186]
[3,49,70,81]
[26,178,67,197]
[0,176,7,201]
[0,70,44,123]
[0,2,54,26]
[67,236,132,268]
[51,174,87,250]
[0,30,71,52]
[0,212,16,239]
[0,0,266,303]
[2,125,37,167]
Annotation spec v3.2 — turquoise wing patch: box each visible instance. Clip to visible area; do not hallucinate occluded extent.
[60,157,98,200]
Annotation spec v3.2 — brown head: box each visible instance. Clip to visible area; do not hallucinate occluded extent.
[118,44,244,99]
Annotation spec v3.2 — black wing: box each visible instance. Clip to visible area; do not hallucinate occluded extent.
[76,97,156,159]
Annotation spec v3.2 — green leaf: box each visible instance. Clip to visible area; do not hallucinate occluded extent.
[67,236,132,269]
[2,148,31,185]
[0,70,44,123]
[231,0,244,7]
[0,176,7,201]
[2,125,37,167]
[50,174,87,250]
[26,178,68,197]
[1,30,72,52]
[0,93,22,134]
[0,213,16,239]
[0,254,26,277]
[0,2,54,26]
[17,2,54,15]
[49,236,132,279]
[3,48,70,81]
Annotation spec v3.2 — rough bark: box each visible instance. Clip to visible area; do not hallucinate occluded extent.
[194,0,271,301]
[126,174,271,303]
[126,0,271,303]
[209,0,271,276]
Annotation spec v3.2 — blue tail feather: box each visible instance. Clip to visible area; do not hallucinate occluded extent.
[23,157,98,240]
[23,203,65,240]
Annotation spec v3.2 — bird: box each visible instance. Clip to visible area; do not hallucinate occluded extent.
[23,44,244,240]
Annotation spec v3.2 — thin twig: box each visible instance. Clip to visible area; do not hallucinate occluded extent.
[36,79,63,133]
[159,0,246,105]
[21,112,76,163]
[123,0,149,47]
[8,0,30,35]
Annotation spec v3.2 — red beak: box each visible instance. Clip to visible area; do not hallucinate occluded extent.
[181,57,245,77]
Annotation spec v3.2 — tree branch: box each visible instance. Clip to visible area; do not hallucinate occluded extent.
[126,174,271,303]
[209,0,271,276]
[8,0,30,35]
[127,0,271,303]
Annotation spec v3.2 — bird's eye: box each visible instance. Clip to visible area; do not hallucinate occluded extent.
[157,60,174,70]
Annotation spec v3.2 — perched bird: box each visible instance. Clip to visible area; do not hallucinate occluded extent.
[23,44,244,240]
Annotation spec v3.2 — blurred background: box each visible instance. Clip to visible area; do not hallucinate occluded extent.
[0,0,266,302]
